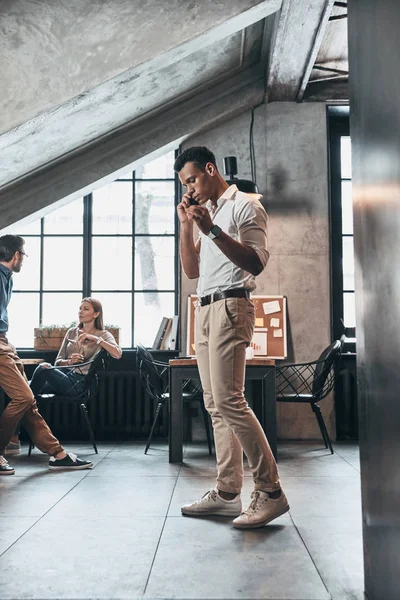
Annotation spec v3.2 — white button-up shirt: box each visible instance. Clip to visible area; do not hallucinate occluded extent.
[197,185,269,297]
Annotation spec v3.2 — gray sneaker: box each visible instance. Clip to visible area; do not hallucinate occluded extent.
[5,441,21,456]
[0,455,15,475]
[181,489,242,517]
[233,489,289,529]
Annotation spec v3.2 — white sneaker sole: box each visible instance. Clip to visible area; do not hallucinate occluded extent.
[181,506,242,517]
[0,469,15,475]
[49,463,93,471]
[4,449,21,456]
[233,504,290,529]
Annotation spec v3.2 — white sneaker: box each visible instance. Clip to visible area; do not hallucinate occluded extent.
[233,489,289,529]
[181,489,242,517]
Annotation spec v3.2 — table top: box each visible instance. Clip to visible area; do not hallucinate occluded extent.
[20,358,45,365]
[169,357,275,367]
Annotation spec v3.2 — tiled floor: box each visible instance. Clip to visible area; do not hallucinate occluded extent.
[0,441,365,600]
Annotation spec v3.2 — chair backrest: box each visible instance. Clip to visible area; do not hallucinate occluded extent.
[83,349,109,397]
[136,343,168,402]
[312,340,341,400]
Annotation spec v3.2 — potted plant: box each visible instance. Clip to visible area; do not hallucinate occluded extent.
[34,322,120,350]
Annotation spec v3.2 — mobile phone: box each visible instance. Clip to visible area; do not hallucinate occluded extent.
[188,197,199,206]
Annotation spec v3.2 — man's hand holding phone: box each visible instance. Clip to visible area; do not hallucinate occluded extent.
[177,192,199,224]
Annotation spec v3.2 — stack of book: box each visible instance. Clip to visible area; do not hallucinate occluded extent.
[152,316,179,350]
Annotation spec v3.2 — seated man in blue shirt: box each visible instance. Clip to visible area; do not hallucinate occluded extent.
[0,234,93,475]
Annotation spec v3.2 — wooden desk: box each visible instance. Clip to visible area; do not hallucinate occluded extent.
[168,357,276,463]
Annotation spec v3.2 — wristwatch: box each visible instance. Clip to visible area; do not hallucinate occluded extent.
[207,224,222,240]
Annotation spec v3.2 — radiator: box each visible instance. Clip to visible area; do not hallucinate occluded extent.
[0,371,169,441]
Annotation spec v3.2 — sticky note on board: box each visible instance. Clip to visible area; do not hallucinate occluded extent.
[262,300,281,315]
[273,329,283,338]
[255,318,264,327]
[270,318,280,328]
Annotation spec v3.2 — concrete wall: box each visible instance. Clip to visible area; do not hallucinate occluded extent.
[180,101,332,440]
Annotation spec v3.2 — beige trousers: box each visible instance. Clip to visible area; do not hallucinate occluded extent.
[195,297,280,494]
[0,335,63,456]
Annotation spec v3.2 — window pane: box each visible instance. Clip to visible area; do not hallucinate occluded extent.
[341,136,352,179]
[341,181,353,235]
[343,292,356,328]
[12,237,41,291]
[7,293,40,348]
[42,293,83,327]
[135,237,175,290]
[134,292,175,347]
[43,237,83,290]
[136,150,175,179]
[16,219,41,235]
[342,237,355,291]
[135,181,175,234]
[91,237,132,290]
[92,182,132,234]
[92,292,132,347]
[44,198,83,234]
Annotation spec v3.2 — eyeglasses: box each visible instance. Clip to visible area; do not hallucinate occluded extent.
[18,250,28,257]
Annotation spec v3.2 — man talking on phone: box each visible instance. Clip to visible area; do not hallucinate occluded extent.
[174,146,289,529]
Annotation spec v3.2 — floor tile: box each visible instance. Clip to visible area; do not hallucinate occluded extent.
[46,475,177,518]
[88,454,181,477]
[0,516,164,599]
[283,476,362,519]
[0,517,38,555]
[0,474,89,516]
[145,517,330,599]
[277,453,358,478]
[0,440,364,600]
[294,516,364,600]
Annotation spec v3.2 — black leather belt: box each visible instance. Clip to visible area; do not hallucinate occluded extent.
[198,289,251,307]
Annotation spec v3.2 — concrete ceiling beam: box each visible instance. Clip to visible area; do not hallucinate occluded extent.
[0,66,265,232]
[266,0,334,101]
[0,0,281,134]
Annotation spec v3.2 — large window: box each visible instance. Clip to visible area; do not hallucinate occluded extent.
[329,108,355,339]
[9,150,178,348]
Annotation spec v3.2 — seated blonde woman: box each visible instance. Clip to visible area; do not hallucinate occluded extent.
[29,297,122,397]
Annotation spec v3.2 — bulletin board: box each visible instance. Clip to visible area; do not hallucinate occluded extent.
[186,294,287,359]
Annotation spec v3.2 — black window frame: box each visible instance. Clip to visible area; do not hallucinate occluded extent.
[328,106,352,341]
[12,150,180,349]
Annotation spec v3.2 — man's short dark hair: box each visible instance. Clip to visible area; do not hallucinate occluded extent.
[0,235,25,262]
[174,146,217,173]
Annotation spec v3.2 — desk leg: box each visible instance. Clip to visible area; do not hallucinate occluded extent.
[262,368,277,459]
[169,369,183,463]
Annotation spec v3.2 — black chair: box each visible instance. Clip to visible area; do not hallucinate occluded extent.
[137,344,213,455]
[28,350,109,455]
[275,340,342,454]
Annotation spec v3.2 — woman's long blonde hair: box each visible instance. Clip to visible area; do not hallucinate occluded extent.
[79,297,104,330]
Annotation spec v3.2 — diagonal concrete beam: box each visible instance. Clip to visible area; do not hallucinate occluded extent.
[0,0,281,134]
[266,0,333,101]
[0,66,265,232]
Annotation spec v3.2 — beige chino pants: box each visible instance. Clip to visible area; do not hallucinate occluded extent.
[195,297,280,494]
[0,335,63,456]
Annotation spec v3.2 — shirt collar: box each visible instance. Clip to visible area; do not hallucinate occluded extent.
[0,263,12,279]
[207,184,238,213]
[219,184,238,201]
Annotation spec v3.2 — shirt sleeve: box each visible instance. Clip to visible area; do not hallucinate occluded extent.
[100,331,122,358]
[55,327,76,365]
[234,198,269,269]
